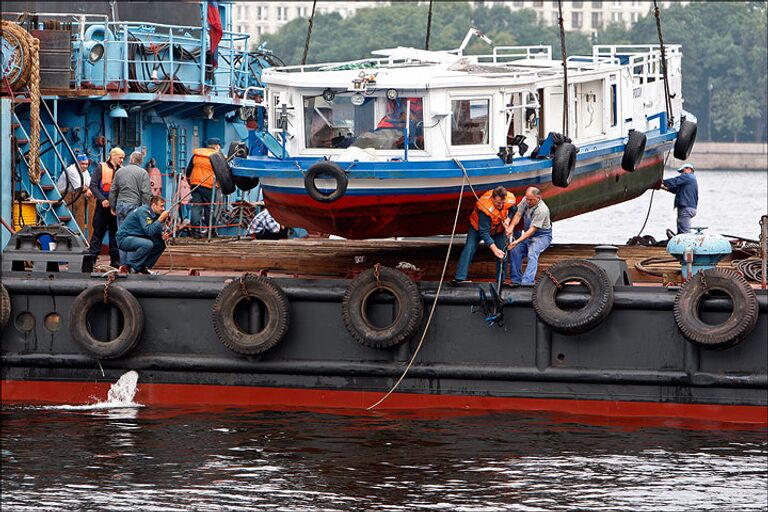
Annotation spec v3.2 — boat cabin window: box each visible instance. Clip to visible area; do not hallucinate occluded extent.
[451,99,489,146]
[303,95,424,150]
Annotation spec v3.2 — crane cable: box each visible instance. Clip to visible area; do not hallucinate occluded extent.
[556,0,569,138]
[652,0,675,128]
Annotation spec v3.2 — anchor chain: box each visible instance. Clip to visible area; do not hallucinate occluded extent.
[699,269,709,295]
[239,272,255,300]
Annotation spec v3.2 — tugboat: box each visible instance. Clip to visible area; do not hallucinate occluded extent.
[232,30,698,239]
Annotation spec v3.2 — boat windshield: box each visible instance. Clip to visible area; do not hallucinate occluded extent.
[303,94,424,150]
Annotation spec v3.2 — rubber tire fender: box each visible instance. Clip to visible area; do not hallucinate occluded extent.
[621,130,647,172]
[673,268,758,349]
[209,151,236,195]
[69,285,144,359]
[532,259,614,335]
[304,161,348,203]
[1,283,10,329]
[552,142,577,188]
[342,266,424,349]
[673,119,698,160]
[212,275,290,355]
[234,175,260,191]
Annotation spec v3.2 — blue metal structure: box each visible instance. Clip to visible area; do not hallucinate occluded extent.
[1,1,276,249]
[667,227,733,279]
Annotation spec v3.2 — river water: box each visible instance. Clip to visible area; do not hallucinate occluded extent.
[2,170,768,511]
[556,169,768,244]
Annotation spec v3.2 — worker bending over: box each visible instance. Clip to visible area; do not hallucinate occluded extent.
[450,186,517,286]
[186,138,222,238]
[506,187,552,286]
[116,195,170,274]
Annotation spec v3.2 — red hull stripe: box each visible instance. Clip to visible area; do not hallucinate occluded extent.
[3,380,766,425]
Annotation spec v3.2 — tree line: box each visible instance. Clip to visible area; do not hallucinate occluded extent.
[261,1,767,143]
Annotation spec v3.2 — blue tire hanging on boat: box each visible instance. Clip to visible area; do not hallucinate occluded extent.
[552,142,577,188]
[304,161,348,203]
[673,119,698,160]
[621,130,647,172]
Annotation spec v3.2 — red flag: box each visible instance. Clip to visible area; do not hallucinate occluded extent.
[207,1,223,68]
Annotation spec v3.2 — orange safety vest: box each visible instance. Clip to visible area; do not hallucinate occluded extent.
[188,148,218,189]
[469,190,516,234]
[100,162,115,193]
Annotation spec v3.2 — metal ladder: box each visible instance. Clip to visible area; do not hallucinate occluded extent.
[11,105,85,238]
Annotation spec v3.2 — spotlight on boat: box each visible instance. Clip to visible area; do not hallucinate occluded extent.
[84,41,105,64]
[351,93,365,106]
[322,88,335,102]
[386,88,398,100]
[108,104,128,118]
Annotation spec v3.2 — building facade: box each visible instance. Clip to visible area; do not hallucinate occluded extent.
[233,1,686,46]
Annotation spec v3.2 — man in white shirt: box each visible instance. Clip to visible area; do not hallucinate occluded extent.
[57,154,93,236]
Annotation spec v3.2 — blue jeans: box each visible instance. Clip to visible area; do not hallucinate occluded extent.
[116,202,142,265]
[118,236,165,271]
[190,187,213,236]
[509,230,553,284]
[455,227,507,282]
[677,207,696,234]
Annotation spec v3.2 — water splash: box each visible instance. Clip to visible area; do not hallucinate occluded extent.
[38,371,144,411]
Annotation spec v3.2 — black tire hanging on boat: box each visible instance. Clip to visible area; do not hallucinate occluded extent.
[552,142,577,188]
[673,119,698,160]
[0,283,10,329]
[304,161,348,203]
[209,151,236,195]
[673,268,758,349]
[342,266,423,349]
[69,285,144,359]
[532,259,614,335]
[234,175,260,191]
[621,130,647,172]
[212,275,290,355]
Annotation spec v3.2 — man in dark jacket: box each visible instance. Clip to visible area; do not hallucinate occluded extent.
[116,195,169,274]
[88,147,124,267]
[661,163,699,234]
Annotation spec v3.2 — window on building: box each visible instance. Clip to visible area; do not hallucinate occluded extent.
[512,1,524,7]
[277,6,287,21]
[591,12,602,29]
[592,1,603,7]
[533,1,544,6]
[451,99,490,146]
[572,1,583,8]
[572,12,583,29]
[631,12,639,22]
[257,26,263,36]
[297,6,308,17]
[256,6,266,20]
[612,0,621,6]
[612,12,622,22]
[551,11,559,26]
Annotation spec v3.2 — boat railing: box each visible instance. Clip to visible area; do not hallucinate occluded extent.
[2,11,265,100]
[483,45,552,63]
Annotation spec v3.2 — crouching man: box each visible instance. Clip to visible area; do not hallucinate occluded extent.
[116,195,170,274]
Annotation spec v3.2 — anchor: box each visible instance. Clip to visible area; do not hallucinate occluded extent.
[471,239,510,327]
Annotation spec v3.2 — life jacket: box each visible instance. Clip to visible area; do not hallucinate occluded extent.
[376,98,423,130]
[469,190,516,234]
[100,162,115,193]
[188,148,218,188]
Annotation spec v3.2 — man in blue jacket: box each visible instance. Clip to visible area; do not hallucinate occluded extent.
[116,195,170,274]
[661,163,699,234]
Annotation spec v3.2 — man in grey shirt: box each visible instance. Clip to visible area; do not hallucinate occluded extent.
[109,151,153,265]
[505,186,553,285]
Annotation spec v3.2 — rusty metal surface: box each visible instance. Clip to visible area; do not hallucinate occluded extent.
[31,29,70,89]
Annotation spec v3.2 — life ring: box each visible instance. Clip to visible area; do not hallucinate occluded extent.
[209,151,236,195]
[304,161,348,203]
[673,119,698,160]
[212,275,290,355]
[342,266,423,348]
[69,285,144,359]
[621,130,647,172]
[1,283,10,329]
[532,259,614,334]
[673,268,758,349]
[552,142,577,188]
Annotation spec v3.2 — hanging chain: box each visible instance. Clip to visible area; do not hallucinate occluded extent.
[373,263,382,289]
[103,273,116,304]
[239,272,254,300]
[698,269,709,295]
[544,268,562,290]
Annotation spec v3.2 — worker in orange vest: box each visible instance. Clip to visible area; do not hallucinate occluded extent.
[450,186,517,286]
[185,138,221,238]
[87,146,124,267]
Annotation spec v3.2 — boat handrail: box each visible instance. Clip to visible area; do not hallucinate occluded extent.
[487,45,552,63]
